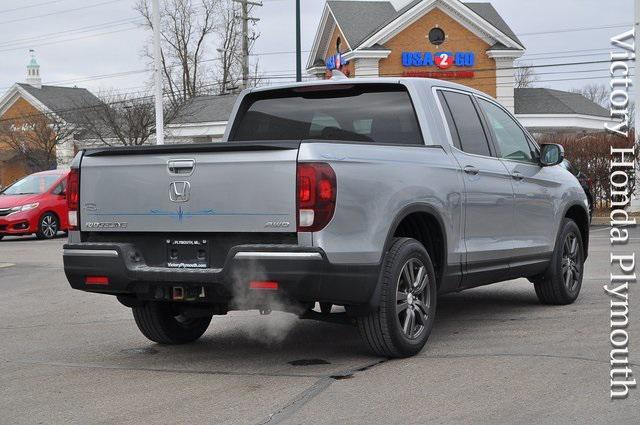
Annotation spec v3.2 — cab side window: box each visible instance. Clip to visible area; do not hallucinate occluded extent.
[439,91,491,157]
[52,181,66,195]
[478,98,536,164]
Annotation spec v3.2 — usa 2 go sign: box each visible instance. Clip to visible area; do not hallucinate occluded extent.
[402,51,475,69]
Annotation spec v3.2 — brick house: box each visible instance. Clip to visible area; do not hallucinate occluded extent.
[0,52,102,187]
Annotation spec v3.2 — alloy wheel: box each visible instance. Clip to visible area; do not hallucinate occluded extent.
[41,215,58,239]
[395,258,431,340]
[561,233,581,293]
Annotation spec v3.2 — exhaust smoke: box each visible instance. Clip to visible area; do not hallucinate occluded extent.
[230,259,305,345]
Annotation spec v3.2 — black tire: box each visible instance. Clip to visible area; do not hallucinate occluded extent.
[534,218,584,305]
[0,235,4,241]
[36,212,59,240]
[356,237,437,358]
[132,302,212,344]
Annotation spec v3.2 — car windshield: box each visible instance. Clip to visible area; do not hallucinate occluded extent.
[1,174,60,195]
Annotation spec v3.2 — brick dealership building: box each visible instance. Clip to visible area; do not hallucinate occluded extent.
[305,0,609,131]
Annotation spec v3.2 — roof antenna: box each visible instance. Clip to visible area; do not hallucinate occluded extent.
[330,69,348,80]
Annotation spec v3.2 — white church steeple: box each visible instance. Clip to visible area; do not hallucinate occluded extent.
[26,49,42,89]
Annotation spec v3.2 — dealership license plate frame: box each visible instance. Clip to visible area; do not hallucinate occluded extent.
[166,239,209,269]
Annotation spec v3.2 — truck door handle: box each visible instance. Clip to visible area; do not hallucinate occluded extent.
[463,165,479,176]
[167,159,195,176]
[512,172,524,181]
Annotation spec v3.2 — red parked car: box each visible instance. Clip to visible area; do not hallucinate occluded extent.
[0,169,70,240]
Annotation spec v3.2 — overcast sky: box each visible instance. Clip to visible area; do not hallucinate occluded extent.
[0,0,634,96]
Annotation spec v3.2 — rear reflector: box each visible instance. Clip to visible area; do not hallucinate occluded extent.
[85,276,109,285]
[249,281,279,290]
[68,211,78,228]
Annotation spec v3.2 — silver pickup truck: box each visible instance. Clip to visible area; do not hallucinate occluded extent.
[64,77,589,358]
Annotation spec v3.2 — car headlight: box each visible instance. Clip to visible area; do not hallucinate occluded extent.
[7,203,39,215]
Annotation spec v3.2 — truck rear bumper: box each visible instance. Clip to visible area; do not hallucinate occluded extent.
[63,243,379,306]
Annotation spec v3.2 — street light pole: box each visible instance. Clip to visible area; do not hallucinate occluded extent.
[151,0,164,145]
[296,0,302,82]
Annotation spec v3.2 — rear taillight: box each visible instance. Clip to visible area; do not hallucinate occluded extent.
[67,168,79,230]
[296,162,336,232]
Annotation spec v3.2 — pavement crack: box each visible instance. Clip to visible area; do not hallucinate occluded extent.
[258,359,387,425]
[417,352,640,367]
[8,359,321,379]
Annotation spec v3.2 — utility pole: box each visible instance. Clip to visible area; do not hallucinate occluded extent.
[296,0,301,82]
[151,0,164,145]
[234,0,262,89]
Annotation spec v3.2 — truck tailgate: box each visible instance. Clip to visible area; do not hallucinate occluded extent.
[79,142,299,233]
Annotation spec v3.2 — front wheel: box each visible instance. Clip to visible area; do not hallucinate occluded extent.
[357,237,437,358]
[132,302,212,344]
[533,218,584,305]
[36,213,59,240]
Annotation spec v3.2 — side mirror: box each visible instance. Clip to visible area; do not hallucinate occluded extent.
[540,144,564,167]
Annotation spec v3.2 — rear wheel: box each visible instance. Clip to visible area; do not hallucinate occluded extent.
[36,213,59,240]
[132,302,212,344]
[357,237,437,358]
[534,218,584,305]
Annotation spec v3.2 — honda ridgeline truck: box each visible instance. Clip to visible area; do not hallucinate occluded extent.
[63,77,589,358]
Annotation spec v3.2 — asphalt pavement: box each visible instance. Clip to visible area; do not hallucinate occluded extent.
[0,228,638,424]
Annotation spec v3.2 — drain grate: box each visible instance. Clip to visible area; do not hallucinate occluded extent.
[288,359,331,366]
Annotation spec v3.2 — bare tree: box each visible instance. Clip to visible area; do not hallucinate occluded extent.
[538,132,636,211]
[570,83,609,107]
[73,92,180,147]
[0,112,74,171]
[214,0,241,94]
[135,0,219,105]
[136,0,262,99]
[514,63,538,88]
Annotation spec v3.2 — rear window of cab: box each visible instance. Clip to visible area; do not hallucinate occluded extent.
[229,84,424,145]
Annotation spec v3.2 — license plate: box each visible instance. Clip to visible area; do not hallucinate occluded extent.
[166,239,209,269]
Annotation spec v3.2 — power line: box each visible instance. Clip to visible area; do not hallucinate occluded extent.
[0,0,127,25]
[0,17,141,48]
[518,22,633,37]
[0,0,69,15]
[0,26,141,54]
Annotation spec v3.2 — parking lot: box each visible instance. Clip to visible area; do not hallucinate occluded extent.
[0,227,638,424]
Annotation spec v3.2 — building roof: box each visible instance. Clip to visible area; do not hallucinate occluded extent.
[463,3,522,46]
[326,0,522,51]
[169,94,239,124]
[328,1,397,48]
[514,88,610,117]
[16,83,103,125]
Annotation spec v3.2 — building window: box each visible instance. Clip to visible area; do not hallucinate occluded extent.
[428,27,445,45]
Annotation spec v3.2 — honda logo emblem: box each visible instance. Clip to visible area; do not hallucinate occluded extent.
[169,181,191,203]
